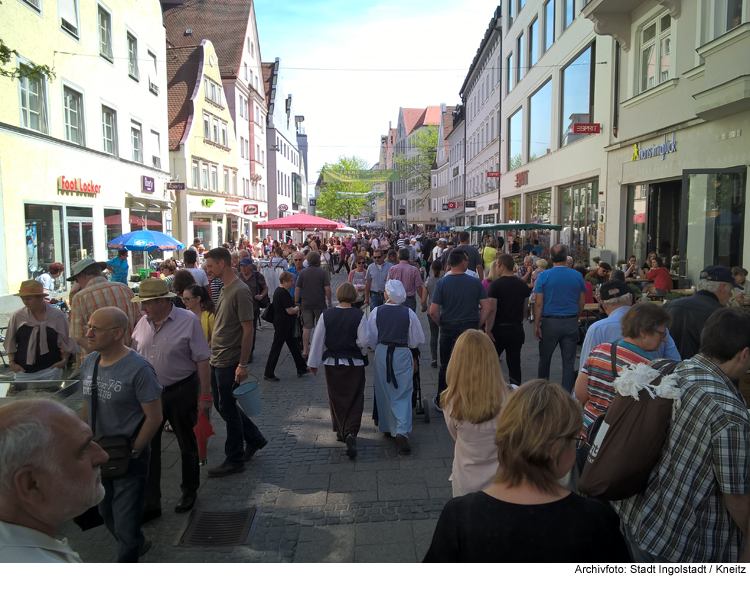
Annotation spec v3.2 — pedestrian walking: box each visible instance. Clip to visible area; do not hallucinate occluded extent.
[533,245,587,392]
[485,254,530,386]
[308,283,369,459]
[386,248,427,313]
[238,257,268,362]
[295,251,332,358]
[203,248,267,477]
[363,249,392,310]
[264,272,309,381]
[183,249,209,287]
[430,250,490,410]
[367,280,425,454]
[131,279,212,518]
[425,260,443,368]
[335,243,351,274]
[440,330,510,497]
[80,307,163,562]
[182,284,215,346]
[452,231,484,279]
[347,257,368,309]
[5,280,78,381]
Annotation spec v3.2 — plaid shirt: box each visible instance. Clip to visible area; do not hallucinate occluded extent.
[387,261,424,297]
[613,354,750,562]
[70,277,143,348]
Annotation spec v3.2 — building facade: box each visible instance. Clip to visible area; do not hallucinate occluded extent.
[446,108,467,227]
[430,105,455,227]
[0,0,170,310]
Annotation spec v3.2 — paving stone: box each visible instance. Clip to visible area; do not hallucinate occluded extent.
[355,520,414,545]
[328,471,377,493]
[354,543,417,563]
[326,491,378,504]
[275,489,329,508]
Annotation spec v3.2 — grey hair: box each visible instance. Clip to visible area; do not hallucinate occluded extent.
[697,279,723,293]
[0,410,57,493]
[602,293,632,308]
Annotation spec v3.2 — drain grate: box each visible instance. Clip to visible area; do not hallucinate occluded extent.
[178,509,259,547]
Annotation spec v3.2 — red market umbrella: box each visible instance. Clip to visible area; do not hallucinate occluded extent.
[104,214,162,228]
[256,213,340,231]
[193,410,215,460]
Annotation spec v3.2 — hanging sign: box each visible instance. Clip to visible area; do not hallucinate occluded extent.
[243,204,259,215]
[572,123,601,134]
[486,171,502,178]
[278,204,289,212]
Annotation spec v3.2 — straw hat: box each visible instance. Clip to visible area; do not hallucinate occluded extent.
[14,280,48,297]
[131,278,178,302]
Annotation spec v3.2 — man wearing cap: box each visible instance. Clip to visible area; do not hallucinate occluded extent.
[107,250,130,285]
[5,280,78,381]
[664,265,739,359]
[131,279,211,517]
[586,262,612,285]
[574,279,681,399]
[238,257,268,356]
[68,258,143,352]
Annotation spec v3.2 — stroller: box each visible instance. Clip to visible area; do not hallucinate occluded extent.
[411,347,430,423]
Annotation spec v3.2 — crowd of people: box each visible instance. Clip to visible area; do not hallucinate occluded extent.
[1,227,750,565]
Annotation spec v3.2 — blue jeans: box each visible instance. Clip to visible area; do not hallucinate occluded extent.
[211,364,266,465]
[537,317,579,392]
[369,293,385,309]
[437,321,478,404]
[99,447,151,563]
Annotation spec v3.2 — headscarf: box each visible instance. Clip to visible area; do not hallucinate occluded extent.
[385,279,406,305]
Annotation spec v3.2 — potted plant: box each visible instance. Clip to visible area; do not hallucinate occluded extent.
[592,256,601,265]
[617,258,628,271]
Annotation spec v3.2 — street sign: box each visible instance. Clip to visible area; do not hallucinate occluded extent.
[308,199,317,206]
[447,202,456,210]
[166,182,186,190]
[572,123,601,134]
[465,200,476,208]
[278,204,289,212]
[442,203,449,211]
[486,171,502,178]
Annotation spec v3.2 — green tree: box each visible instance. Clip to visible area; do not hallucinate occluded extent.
[0,39,55,82]
[392,125,439,205]
[316,156,375,224]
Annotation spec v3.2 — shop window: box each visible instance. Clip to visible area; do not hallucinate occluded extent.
[150,130,161,168]
[528,78,552,161]
[104,208,123,260]
[563,0,574,30]
[508,108,523,170]
[529,18,539,67]
[507,197,521,223]
[101,106,117,155]
[65,206,93,271]
[544,0,555,52]
[130,121,142,163]
[640,13,671,92]
[60,0,80,38]
[63,86,84,146]
[528,191,553,251]
[507,52,514,93]
[25,204,65,283]
[19,64,48,133]
[560,43,595,147]
[127,33,139,80]
[98,5,113,62]
[561,181,598,254]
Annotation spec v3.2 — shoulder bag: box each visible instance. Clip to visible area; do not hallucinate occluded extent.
[261,298,275,322]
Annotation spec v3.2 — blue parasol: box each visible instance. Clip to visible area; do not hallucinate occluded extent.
[107,230,184,252]
[436,226,451,231]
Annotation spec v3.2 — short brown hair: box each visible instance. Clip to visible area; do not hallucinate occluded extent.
[205,247,231,266]
[497,254,515,271]
[279,271,295,283]
[495,379,582,495]
[336,282,358,303]
[619,303,672,339]
[307,251,321,266]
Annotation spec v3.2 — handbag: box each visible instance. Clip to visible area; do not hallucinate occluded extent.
[261,302,275,322]
[578,350,680,501]
[258,293,271,308]
[292,316,302,339]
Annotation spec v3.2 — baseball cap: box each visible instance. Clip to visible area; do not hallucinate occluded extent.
[66,257,107,282]
[700,265,741,288]
[599,279,631,301]
[239,257,254,266]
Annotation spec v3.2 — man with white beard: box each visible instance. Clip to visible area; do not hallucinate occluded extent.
[0,399,109,562]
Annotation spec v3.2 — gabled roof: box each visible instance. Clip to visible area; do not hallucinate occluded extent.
[166,45,202,151]
[262,62,275,110]
[401,106,442,136]
[163,0,252,80]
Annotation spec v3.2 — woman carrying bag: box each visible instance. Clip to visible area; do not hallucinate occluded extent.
[264,271,309,382]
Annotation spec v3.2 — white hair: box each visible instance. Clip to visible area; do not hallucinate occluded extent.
[0,411,56,493]
[696,279,723,293]
[602,293,632,308]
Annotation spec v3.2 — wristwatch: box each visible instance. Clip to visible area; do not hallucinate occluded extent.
[131,449,141,460]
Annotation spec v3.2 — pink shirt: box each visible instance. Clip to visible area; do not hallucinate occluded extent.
[386,261,424,297]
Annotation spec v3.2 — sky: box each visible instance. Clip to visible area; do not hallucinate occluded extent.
[254,0,502,192]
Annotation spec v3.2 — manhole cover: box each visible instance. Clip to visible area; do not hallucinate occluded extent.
[178,509,259,547]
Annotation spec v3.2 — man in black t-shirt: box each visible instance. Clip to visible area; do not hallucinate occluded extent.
[451,231,483,278]
[485,254,530,386]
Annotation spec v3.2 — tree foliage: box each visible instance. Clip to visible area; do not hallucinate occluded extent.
[392,125,439,204]
[0,39,55,82]
[316,156,376,222]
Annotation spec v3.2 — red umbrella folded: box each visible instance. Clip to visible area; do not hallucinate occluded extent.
[193,410,215,460]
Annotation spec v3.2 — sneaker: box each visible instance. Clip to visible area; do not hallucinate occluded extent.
[207,462,245,478]
[433,396,443,413]
[395,434,411,454]
[264,375,280,382]
[345,433,357,458]
[244,438,268,461]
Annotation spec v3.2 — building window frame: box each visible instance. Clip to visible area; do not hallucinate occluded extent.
[130,120,143,163]
[20,0,43,14]
[97,4,114,63]
[560,42,596,147]
[150,130,161,169]
[18,58,49,134]
[101,104,117,155]
[127,31,139,81]
[507,52,514,93]
[59,0,80,39]
[517,32,525,82]
[638,11,672,93]
[544,0,556,52]
[62,83,85,146]
[563,0,575,30]
[529,17,539,67]
[508,107,523,171]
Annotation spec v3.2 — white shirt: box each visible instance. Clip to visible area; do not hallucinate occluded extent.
[446,269,480,279]
[307,306,368,368]
[0,521,82,563]
[185,267,209,287]
[370,238,379,249]
[366,303,425,350]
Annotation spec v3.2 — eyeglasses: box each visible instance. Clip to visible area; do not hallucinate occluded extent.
[85,325,118,333]
[356,262,364,265]
[653,329,668,338]
[373,255,382,259]
[571,436,587,450]
[293,258,304,262]
[182,297,195,303]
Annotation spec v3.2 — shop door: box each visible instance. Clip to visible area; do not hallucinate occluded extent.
[679,167,747,287]
[67,218,94,269]
[646,180,681,268]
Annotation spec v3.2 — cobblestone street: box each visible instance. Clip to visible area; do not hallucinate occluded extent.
[52,272,563,562]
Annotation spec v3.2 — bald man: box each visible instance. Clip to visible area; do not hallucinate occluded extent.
[80,307,163,562]
[0,399,109,562]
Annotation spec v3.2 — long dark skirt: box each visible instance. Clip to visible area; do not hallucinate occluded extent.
[324,364,366,438]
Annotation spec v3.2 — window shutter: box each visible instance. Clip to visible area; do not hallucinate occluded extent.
[60,0,79,35]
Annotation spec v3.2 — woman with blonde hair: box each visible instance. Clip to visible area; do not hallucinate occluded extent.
[481,260,501,292]
[425,379,629,562]
[440,330,510,497]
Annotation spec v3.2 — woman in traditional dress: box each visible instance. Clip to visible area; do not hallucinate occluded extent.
[367,279,425,454]
[308,282,368,459]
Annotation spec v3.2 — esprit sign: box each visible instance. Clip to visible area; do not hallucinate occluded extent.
[243,204,259,215]
[632,132,677,162]
[573,123,601,134]
[57,176,100,196]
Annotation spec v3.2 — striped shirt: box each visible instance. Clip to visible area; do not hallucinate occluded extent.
[581,341,651,437]
[613,355,750,562]
[387,261,424,297]
[70,277,143,348]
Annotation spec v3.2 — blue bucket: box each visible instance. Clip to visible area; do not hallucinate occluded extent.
[233,380,262,416]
